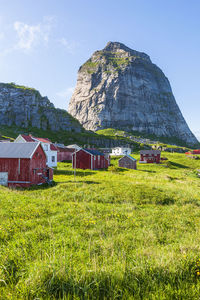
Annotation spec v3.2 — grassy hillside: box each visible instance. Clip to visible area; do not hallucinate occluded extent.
[96,128,199,149]
[0,125,142,149]
[1,153,200,298]
[0,125,195,152]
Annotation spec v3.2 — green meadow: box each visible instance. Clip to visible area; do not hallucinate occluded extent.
[1,152,200,299]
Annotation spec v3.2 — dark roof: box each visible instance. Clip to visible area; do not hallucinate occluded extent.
[140,150,161,155]
[50,144,58,151]
[20,134,56,150]
[21,134,52,144]
[84,149,104,156]
[72,148,104,156]
[0,142,41,158]
[21,134,35,142]
[119,155,136,161]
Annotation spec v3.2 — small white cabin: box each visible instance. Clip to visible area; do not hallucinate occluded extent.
[111,147,131,156]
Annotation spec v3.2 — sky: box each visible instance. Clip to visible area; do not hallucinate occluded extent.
[0,0,200,137]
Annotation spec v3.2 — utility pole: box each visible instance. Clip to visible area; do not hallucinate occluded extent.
[74,150,76,181]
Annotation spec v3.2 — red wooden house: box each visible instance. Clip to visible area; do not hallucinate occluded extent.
[139,150,161,164]
[72,149,109,170]
[0,142,53,187]
[54,144,74,162]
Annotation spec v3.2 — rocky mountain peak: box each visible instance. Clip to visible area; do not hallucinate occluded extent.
[102,41,151,62]
[68,42,198,146]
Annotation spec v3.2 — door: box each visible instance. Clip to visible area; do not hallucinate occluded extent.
[0,172,8,186]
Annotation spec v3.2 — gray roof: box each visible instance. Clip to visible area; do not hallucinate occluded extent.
[119,155,137,161]
[140,150,161,155]
[0,142,41,158]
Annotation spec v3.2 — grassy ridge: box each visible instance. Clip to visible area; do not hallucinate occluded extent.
[1,153,200,298]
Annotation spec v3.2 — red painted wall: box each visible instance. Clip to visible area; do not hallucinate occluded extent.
[140,154,160,163]
[0,144,53,187]
[57,150,73,161]
[72,150,108,170]
[30,145,49,185]
[93,155,108,169]
[192,150,200,154]
[0,158,30,185]
[72,150,91,169]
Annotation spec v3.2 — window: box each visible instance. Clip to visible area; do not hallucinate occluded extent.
[44,144,48,151]
[52,156,55,162]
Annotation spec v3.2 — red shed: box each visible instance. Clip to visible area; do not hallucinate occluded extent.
[0,142,53,187]
[72,148,108,170]
[139,150,161,164]
[55,145,74,162]
[191,149,200,154]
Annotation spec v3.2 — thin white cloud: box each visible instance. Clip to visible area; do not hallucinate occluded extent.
[13,16,54,51]
[58,38,79,53]
[56,87,75,98]
[14,22,41,50]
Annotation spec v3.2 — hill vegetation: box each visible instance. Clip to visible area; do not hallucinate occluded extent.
[0,125,142,149]
[1,153,200,298]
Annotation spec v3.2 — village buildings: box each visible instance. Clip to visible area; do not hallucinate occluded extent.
[139,150,161,163]
[118,155,137,169]
[54,144,74,161]
[111,146,131,156]
[14,134,57,168]
[0,142,53,187]
[72,148,109,170]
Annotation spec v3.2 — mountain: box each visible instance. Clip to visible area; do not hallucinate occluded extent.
[68,42,198,146]
[0,83,82,132]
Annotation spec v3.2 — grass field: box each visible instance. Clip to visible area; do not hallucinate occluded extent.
[1,152,200,299]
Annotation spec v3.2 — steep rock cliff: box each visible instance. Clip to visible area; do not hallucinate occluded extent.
[68,42,198,145]
[0,83,82,132]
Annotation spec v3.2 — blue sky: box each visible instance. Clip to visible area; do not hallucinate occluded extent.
[0,0,200,136]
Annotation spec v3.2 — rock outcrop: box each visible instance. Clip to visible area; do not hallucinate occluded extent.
[68,42,198,145]
[0,83,82,132]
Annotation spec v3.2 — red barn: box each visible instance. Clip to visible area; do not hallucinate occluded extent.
[0,142,53,187]
[72,149,109,170]
[139,150,161,164]
[55,145,74,162]
[191,149,200,154]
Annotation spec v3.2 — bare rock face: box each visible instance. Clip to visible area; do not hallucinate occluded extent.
[68,42,198,145]
[0,83,82,132]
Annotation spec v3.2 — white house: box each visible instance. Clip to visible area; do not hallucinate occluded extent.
[14,134,57,168]
[111,146,131,156]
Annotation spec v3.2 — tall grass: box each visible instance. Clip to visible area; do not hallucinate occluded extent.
[1,153,200,299]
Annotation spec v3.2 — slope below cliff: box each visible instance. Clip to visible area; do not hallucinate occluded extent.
[68,42,198,146]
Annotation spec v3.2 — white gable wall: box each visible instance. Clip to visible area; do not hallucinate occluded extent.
[41,142,57,167]
[111,147,131,156]
[14,135,26,143]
